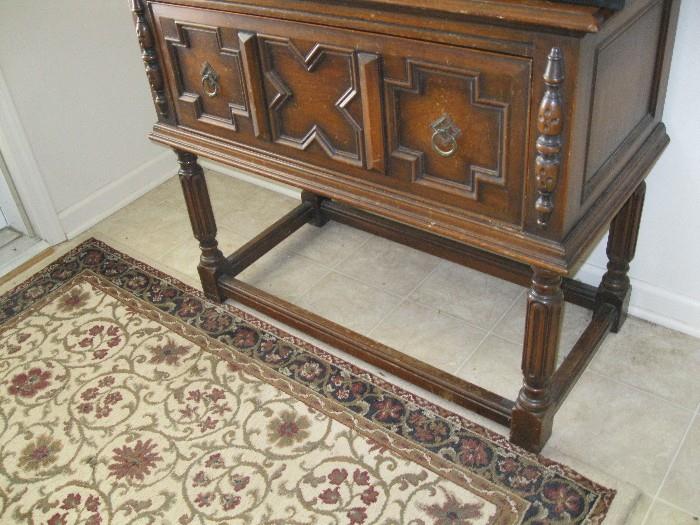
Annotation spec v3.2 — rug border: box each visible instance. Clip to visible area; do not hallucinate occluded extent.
[0,237,616,522]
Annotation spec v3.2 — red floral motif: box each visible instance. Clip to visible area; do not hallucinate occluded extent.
[328,468,348,485]
[408,412,450,443]
[319,487,340,504]
[232,475,250,492]
[220,494,241,511]
[205,453,225,469]
[508,465,542,490]
[178,298,203,318]
[298,361,324,381]
[108,439,162,482]
[8,367,52,398]
[192,471,210,487]
[422,492,484,525]
[48,513,68,525]
[372,398,404,422]
[99,376,115,388]
[347,507,368,524]
[267,410,311,447]
[85,495,100,512]
[544,482,585,515]
[458,438,491,468]
[361,486,378,506]
[231,327,259,348]
[60,493,81,510]
[57,288,89,311]
[81,387,100,401]
[88,325,104,336]
[353,469,370,486]
[149,339,190,366]
[194,492,214,508]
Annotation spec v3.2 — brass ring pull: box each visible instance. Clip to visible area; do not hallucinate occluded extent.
[431,115,462,158]
[200,62,219,98]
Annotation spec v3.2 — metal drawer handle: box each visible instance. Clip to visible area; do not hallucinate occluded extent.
[201,62,219,98]
[431,115,462,158]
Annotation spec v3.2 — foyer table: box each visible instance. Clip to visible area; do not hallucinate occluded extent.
[130,0,679,452]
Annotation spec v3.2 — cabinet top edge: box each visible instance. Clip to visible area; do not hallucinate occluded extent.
[163,0,614,33]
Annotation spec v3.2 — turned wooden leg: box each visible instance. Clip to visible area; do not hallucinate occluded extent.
[301,190,330,228]
[511,267,563,452]
[176,150,228,302]
[596,182,646,333]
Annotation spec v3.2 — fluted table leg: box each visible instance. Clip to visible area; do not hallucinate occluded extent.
[596,181,646,332]
[175,149,228,301]
[511,267,563,452]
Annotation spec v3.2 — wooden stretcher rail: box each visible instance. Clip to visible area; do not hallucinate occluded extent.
[316,198,599,310]
[218,275,516,425]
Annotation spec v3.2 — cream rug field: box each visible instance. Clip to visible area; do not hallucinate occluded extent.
[0,239,614,524]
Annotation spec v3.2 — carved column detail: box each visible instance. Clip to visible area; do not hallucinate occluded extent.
[176,150,228,301]
[534,47,564,228]
[130,0,169,118]
[511,267,563,452]
[596,181,646,332]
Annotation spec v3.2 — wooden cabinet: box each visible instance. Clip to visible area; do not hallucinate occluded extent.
[131,0,680,452]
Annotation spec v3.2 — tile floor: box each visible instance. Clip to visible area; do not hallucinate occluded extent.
[3,170,698,524]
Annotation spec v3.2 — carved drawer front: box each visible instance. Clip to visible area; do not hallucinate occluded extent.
[152,4,530,225]
[381,44,531,225]
[152,5,383,176]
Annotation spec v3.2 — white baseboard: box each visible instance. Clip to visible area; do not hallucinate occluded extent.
[58,151,177,239]
[575,263,700,338]
[199,159,302,199]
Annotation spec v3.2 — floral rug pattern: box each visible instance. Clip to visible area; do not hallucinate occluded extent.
[0,240,614,524]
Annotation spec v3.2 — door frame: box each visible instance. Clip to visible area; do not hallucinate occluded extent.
[0,66,65,245]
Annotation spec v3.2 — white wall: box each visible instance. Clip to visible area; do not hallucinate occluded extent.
[0,1,176,238]
[574,0,700,337]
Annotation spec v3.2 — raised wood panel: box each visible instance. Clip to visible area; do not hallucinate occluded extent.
[162,20,249,134]
[387,61,507,198]
[581,0,664,202]
[259,37,364,167]
[384,49,530,225]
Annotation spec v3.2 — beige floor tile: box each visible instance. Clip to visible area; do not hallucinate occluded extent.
[659,416,700,515]
[492,293,592,359]
[238,249,331,303]
[646,500,700,524]
[370,300,487,372]
[296,271,402,334]
[589,317,700,410]
[278,221,372,268]
[456,335,522,401]
[337,235,442,296]
[208,173,300,240]
[546,371,693,495]
[409,261,523,330]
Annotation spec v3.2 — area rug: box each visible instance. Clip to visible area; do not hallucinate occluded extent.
[0,239,614,524]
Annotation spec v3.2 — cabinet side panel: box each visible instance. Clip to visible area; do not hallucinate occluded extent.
[581,0,664,203]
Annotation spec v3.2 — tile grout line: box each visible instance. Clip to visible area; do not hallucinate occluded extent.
[452,289,525,377]
[585,368,697,415]
[641,398,700,524]
[364,261,444,342]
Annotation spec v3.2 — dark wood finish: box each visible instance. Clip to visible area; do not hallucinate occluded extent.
[218,275,515,425]
[226,202,312,276]
[551,303,616,409]
[510,269,564,451]
[596,181,647,332]
[175,150,229,301]
[133,0,679,452]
